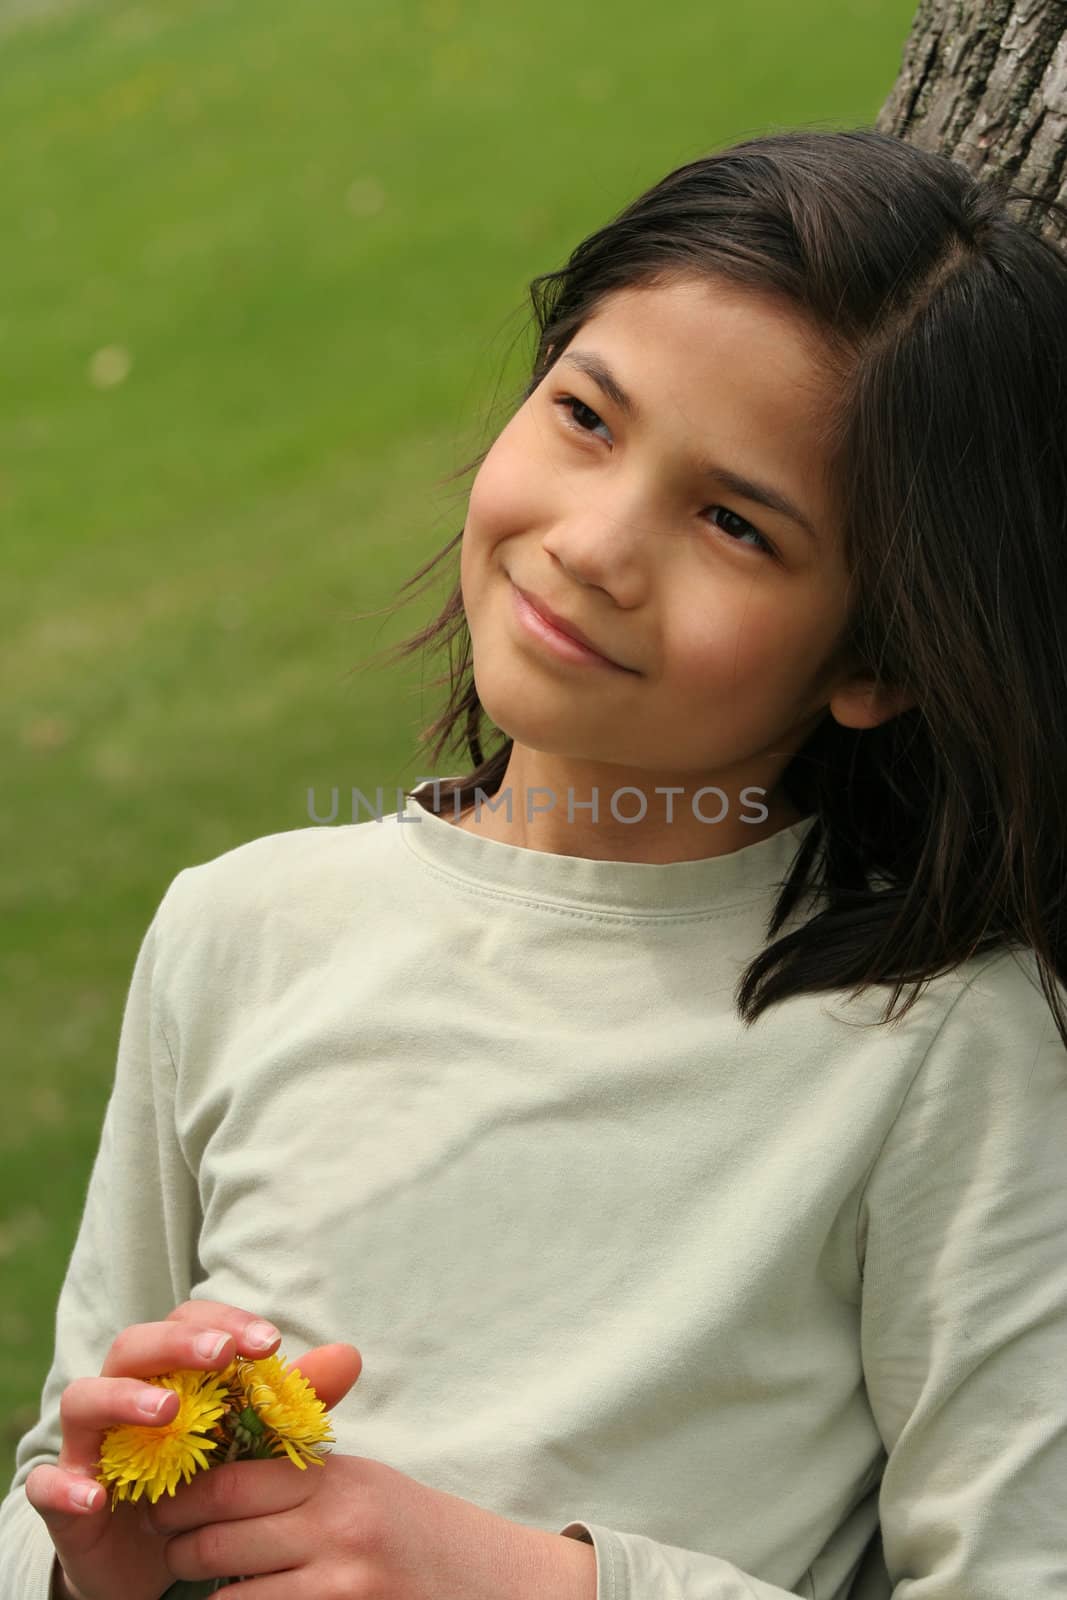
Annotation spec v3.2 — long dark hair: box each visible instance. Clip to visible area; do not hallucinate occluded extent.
[351,127,1067,1045]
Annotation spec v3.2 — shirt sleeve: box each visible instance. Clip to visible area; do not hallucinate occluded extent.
[0,877,202,1600]
[555,1520,824,1598]
[552,947,1067,1599]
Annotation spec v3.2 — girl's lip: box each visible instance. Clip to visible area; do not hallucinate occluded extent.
[510,583,634,672]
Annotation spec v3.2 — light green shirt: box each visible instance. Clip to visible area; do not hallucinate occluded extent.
[4,788,1066,1598]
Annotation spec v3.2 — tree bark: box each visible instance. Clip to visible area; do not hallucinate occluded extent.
[875,0,1067,247]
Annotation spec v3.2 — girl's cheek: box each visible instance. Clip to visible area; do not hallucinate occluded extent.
[467,446,545,551]
[674,610,742,670]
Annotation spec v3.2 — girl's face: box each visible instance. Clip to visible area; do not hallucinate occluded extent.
[458,274,901,853]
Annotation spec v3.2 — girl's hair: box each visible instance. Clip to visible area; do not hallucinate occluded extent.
[355,126,1067,1046]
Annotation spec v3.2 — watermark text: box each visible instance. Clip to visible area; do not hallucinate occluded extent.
[306,781,770,826]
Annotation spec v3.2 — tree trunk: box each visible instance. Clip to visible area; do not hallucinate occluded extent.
[875,0,1067,247]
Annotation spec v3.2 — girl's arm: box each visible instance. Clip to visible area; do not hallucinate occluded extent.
[547,948,1067,1598]
[853,947,1067,1594]
[0,878,202,1600]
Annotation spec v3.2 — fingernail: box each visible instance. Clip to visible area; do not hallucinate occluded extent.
[138,1389,172,1416]
[194,1330,230,1360]
[246,1320,280,1350]
[70,1482,102,1511]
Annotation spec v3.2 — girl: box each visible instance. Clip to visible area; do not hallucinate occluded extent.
[4,126,1067,1600]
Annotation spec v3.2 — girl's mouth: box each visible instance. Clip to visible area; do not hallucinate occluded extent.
[510,583,635,673]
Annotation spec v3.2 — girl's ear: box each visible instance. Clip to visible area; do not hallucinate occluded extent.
[828,676,916,730]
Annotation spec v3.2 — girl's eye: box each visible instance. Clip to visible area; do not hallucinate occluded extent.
[704,505,775,557]
[557,394,613,442]
[553,394,777,559]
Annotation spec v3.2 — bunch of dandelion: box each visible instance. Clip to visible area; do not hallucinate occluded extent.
[212,1352,334,1470]
[95,1368,231,1509]
[96,1350,334,1514]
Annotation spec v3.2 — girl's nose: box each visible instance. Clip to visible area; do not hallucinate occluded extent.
[544,519,650,604]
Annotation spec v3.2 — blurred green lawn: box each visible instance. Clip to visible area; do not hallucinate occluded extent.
[1,0,915,1481]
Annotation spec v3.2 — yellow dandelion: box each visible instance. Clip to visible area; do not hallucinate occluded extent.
[97,1369,231,1509]
[228,1353,334,1469]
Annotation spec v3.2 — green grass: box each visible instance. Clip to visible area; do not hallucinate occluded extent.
[1,0,916,1481]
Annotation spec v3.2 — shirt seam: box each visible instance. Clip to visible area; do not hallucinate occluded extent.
[852,946,1014,1278]
[399,827,785,924]
[153,869,187,1086]
[606,1531,619,1600]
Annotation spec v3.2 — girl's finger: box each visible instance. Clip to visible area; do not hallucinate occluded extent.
[25,1461,107,1525]
[164,1496,310,1583]
[164,1300,283,1355]
[285,1343,363,1411]
[47,1309,282,1481]
[100,1309,280,1380]
[57,1374,184,1477]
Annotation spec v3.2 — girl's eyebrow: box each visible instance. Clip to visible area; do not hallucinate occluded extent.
[558,348,819,543]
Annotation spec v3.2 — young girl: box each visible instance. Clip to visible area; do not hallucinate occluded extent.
[4,126,1067,1600]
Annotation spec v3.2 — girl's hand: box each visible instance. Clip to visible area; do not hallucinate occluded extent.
[23,1300,350,1600]
[144,1438,598,1600]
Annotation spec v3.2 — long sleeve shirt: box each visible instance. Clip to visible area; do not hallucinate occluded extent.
[3,785,1066,1598]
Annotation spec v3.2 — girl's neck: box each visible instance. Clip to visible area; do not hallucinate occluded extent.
[444,786,809,865]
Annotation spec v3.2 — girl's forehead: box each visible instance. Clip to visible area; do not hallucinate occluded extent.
[576,278,835,393]
[588,272,813,331]
[569,281,835,434]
